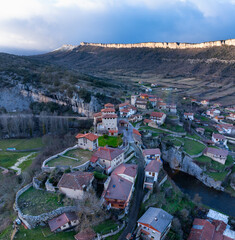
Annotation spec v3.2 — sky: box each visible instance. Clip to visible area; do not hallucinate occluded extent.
[0,0,235,55]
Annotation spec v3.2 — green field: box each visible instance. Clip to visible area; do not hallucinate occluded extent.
[14,226,75,240]
[206,172,228,181]
[47,156,80,167]
[17,152,38,172]
[18,187,73,215]
[93,219,119,235]
[0,152,31,168]
[0,138,43,150]
[161,123,185,133]
[194,155,211,164]
[176,138,205,155]
[98,135,123,148]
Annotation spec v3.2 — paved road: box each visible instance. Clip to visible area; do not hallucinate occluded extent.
[118,143,145,240]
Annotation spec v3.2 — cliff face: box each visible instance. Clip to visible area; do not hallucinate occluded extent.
[80,39,235,49]
[161,145,224,191]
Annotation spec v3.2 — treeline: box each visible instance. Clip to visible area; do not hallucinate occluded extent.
[0,113,93,138]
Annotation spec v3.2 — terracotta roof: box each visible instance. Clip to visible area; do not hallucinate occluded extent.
[48,212,77,232]
[143,148,161,156]
[112,163,138,178]
[119,102,130,108]
[144,119,153,123]
[149,98,158,102]
[93,112,102,117]
[75,133,98,141]
[158,102,166,106]
[90,147,124,162]
[133,129,141,136]
[140,93,149,97]
[145,160,161,173]
[108,129,118,133]
[188,219,215,240]
[120,108,130,113]
[184,112,194,116]
[102,114,118,118]
[212,133,226,140]
[104,174,133,201]
[57,172,93,190]
[204,147,228,157]
[104,103,114,107]
[74,228,96,240]
[150,112,164,118]
[101,108,115,112]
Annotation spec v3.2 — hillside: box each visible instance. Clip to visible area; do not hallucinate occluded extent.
[33,44,235,105]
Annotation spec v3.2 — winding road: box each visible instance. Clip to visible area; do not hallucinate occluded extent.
[118,121,145,240]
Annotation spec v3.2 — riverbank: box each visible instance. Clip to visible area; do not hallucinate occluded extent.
[164,163,235,217]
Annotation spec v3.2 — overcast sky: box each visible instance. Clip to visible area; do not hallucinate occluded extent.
[0,0,235,55]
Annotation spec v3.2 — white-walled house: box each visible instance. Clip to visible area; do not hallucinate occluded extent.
[57,172,94,199]
[142,149,161,165]
[206,109,220,118]
[90,147,124,174]
[48,212,79,232]
[144,160,162,190]
[138,207,173,240]
[76,133,98,151]
[212,133,228,147]
[184,113,194,120]
[150,112,166,125]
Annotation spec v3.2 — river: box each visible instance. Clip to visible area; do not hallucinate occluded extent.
[164,164,235,217]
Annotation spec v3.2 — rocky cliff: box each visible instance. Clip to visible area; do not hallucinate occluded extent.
[80,39,235,49]
[162,145,224,191]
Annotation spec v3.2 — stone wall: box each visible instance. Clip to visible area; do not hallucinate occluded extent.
[80,39,235,49]
[14,182,77,229]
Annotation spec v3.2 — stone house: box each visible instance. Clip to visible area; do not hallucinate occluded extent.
[48,212,79,232]
[57,172,94,199]
[158,102,167,110]
[90,146,124,174]
[142,149,161,165]
[136,98,147,109]
[196,128,205,135]
[133,129,142,146]
[137,207,173,240]
[204,147,228,165]
[201,99,209,106]
[206,109,220,118]
[104,103,114,109]
[76,133,99,151]
[213,115,225,123]
[150,112,166,125]
[144,160,162,190]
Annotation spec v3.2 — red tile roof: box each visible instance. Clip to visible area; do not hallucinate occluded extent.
[145,160,161,173]
[93,112,102,117]
[101,108,115,112]
[57,172,93,190]
[150,112,164,118]
[75,133,99,141]
[143,148,161,156]
[48,212,77,232]
[74,228,96,240]
[108,129,118,133]
[112,163,138,178]
[104,103,114,108]
[184,112,194,116]
[144,119,153,123]
[133,129,141,136]
[102,114,118,118]
[119,102,130,107]
[119,120,128,124]
[90,147,124,162]
[104,174,133,201]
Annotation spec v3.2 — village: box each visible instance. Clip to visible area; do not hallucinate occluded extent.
[0,84,235,240]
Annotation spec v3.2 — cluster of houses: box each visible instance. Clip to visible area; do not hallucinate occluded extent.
[188,209,235,240]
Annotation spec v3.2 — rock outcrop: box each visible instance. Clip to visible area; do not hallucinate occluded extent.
[80,39,235,49]
[162,145,224,191]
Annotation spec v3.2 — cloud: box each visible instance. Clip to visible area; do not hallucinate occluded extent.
[0,0,235,54]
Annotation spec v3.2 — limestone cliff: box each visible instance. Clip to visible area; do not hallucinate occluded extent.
[80,39,235,49]
[161,145,224,191]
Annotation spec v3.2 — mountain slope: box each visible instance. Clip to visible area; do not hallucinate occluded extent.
[32,44,235,105]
